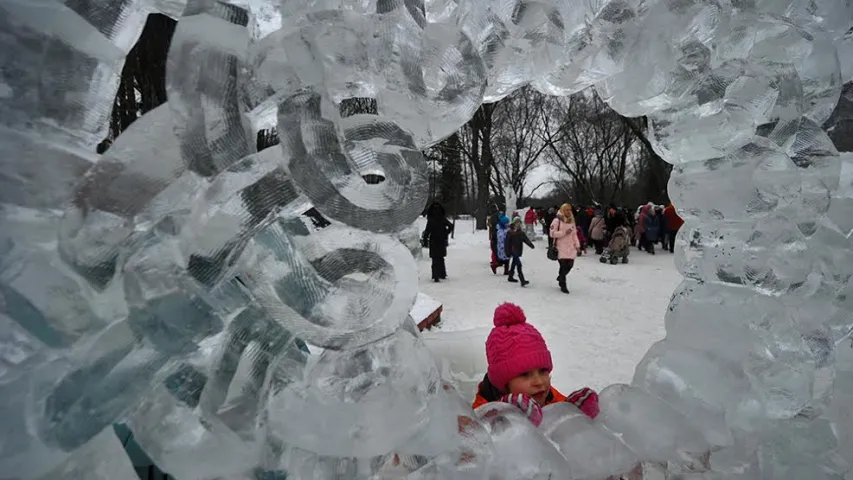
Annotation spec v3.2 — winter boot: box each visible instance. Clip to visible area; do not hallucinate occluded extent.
[521,279,530,287]
[507,276,518,283]
[559,281,569,294]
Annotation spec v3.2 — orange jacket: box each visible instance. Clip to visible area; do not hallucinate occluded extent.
[472,384,567,409]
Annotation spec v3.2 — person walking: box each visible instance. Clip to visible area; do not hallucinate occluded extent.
[505,218,535,286]
[422,201,454,282]
[550,203,581,294]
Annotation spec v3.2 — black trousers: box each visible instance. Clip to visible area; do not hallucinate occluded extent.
[508,256,525,282]
[592,239,605,255]
[664,228,679,252]
[557,259,574,284]
[431,256,446,280]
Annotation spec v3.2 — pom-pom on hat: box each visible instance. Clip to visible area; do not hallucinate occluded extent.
[486,303,553,391]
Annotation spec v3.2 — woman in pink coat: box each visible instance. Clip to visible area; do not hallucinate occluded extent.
[550,203,581,294]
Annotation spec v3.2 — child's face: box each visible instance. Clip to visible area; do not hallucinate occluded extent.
[507,368,551,405]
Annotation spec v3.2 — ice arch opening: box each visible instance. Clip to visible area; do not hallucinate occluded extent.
[0,0,852,479]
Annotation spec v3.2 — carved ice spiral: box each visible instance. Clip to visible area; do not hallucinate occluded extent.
[1,0,852,478]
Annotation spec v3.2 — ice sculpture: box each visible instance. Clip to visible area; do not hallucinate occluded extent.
[1,0,853,478]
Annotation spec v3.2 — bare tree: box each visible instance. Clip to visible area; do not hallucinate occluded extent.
[620,115,672,204]
[457,103,498,229]
[539,92,637,205]
[490,86,550,203]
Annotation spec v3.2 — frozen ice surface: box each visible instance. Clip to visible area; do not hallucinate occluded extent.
[475,402,572,479]
[540,402,639,479]
[34,429,138,480]
[596,384,708,463]
[3,0,853,477]
[266,327,455,457]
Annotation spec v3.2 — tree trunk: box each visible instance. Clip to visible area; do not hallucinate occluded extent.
[622,116,672,204]
[469,104,495,230]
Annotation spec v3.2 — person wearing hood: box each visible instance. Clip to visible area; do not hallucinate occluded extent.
[492,212,511,275]
[643,204,662,255]
[635,203,651,250]
[663,204,684,253]
[488,205,504,273]
[422,202,454,282]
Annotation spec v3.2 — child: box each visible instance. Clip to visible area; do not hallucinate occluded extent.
[505,218,535,286]
[600,212,631,265]
[472,303,600,425]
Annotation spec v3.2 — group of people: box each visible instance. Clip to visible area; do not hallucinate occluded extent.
[488,201,680,294]
[530,201,684,257]
[486,203,584,293]
[423,199,685,291]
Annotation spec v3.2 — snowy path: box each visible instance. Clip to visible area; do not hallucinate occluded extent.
[416,218,681,396]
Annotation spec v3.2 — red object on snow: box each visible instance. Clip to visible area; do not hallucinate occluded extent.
[411,293,443,331]
[417,306,443,331]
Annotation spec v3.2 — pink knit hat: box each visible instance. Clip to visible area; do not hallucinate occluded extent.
[486,303,553,391]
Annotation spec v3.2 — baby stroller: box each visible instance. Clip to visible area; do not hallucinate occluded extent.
[600,248,629,264]
[599,225,630,265]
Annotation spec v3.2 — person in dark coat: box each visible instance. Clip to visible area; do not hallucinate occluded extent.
[643,206,662,255]
[543,207,557,249]
[505,217,535,286]
[575,206,589,244]
[604,204,620,236]
[654,205,667,249]
[422,202,454,282]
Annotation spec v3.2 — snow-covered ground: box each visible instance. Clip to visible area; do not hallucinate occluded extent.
[415,217,681,401]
